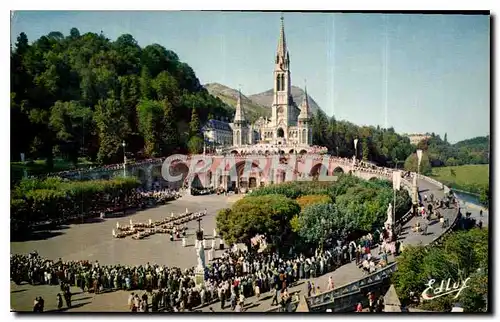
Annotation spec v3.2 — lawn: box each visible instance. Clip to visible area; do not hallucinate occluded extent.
[429,164,489,194]
[11,158,95,182]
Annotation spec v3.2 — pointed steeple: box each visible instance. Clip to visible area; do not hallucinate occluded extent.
[299,81,310,120]
[277,14,287,58]
[234,89,246,123]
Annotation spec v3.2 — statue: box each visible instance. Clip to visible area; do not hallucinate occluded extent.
[385,203,393,228]
[196,242,206,269]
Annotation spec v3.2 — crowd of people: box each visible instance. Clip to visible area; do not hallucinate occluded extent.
[12,215,405,313]
[113,210,206,240]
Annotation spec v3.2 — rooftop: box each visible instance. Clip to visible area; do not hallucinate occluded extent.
[202,119,233,132]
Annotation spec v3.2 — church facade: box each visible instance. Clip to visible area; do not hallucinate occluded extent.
[232,16,313,149]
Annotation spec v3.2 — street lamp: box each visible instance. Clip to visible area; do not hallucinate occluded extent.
[203,132,206,155]
[122,141,127,177]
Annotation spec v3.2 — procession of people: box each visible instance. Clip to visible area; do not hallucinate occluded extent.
[112,209,205,240]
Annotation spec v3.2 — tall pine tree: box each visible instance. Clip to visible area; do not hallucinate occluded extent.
[189,107,202,138]
[162,99,179,156]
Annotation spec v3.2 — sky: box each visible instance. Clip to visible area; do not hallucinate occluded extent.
[11,11,490,143]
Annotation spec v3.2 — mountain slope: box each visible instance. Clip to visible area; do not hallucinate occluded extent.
[249,86,322,116]
[204,83,271,122]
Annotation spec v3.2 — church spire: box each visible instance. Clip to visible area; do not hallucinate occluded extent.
[277,13,287,58]
[234,89,246,123]
[299,80,310,120]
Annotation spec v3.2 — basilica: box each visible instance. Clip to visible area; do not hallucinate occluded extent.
[203,16,315,154]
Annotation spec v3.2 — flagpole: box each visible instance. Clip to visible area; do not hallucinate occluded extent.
[393,159,399,240]
[394,159,398,219]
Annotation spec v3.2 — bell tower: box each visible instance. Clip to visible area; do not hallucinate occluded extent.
[271,14,293,143]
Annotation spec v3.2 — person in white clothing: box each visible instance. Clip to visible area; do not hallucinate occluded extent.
[327,276,334,290]
[213,228,217,238]
[211,239,216,249]
[203,239,207,249]
[182,237,186,247]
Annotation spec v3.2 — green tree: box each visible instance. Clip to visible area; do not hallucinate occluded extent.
[311,110,329,147]
[189,107,202,138]
[216,194,300,249]
[291,194,332,233]
[94,99,130,163]
[153,70,179,103]
[479,186,489,209]
[404,151,432,175]
[297,203,353,248]
[136,100,164,157]
[139,66,154,100]
[49,101,93,164]
[393,228,488,312]
[10,28,231,177]
[161,99,179,155]
[187,136,203,154]
[362,138,369,161]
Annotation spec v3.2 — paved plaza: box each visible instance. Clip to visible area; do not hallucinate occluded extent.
[11,194,241,267]
[10,179,488,312]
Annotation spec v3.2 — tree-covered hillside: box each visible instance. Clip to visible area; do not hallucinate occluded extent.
[309,110,414,167]
[309,109,490,169]
[416,134,489,167]
[11,29,233,167]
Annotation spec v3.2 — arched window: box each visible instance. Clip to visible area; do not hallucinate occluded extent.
[280,74,285,91]
[302,129,307,144]
[276,75,281,91]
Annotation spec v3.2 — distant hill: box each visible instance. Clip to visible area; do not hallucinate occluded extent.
[204,83,271,122]
[248,85,323,116]
[204,83,324,123]
[453,136,490,151]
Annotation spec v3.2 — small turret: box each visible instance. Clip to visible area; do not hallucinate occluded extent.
[234,90,246,124]
[298,83,311,120]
